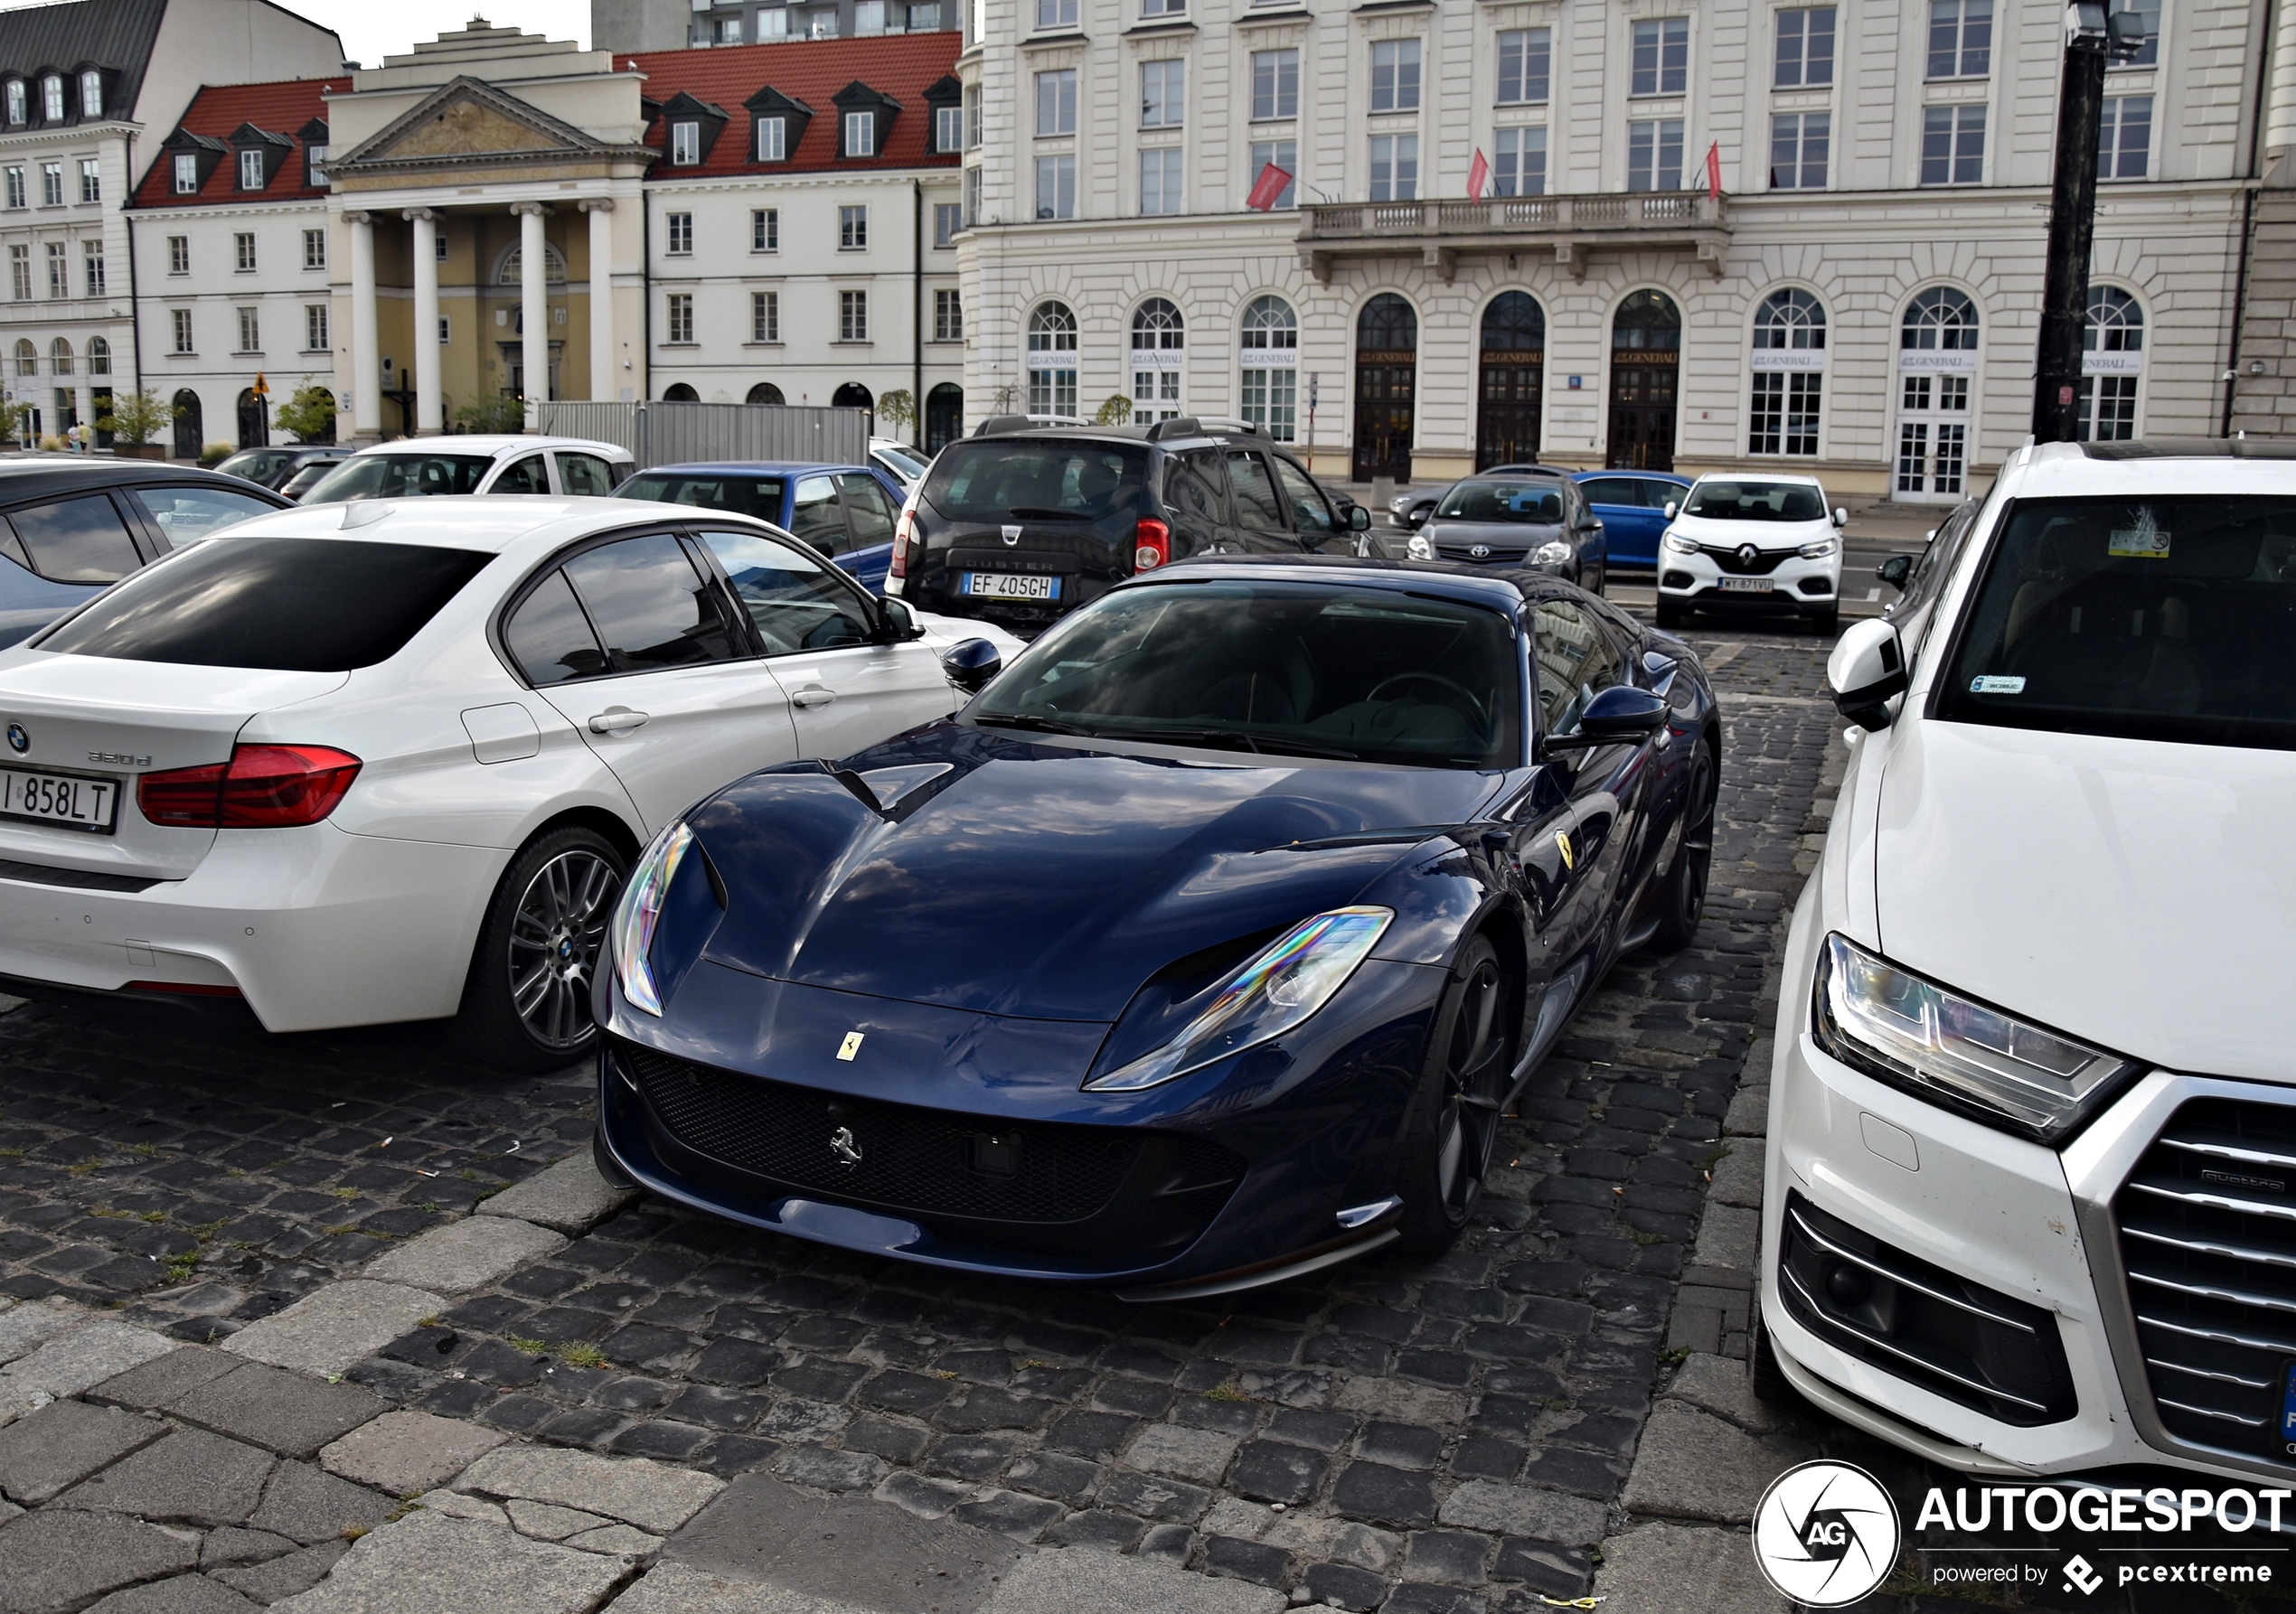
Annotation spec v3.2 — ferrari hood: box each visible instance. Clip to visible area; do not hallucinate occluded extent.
[1873,718,2296,1083]
[689,728,1503,1023]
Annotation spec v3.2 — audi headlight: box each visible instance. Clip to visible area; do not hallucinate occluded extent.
[1533,540,1574,566]
[1406,533,1435,560]
[611,821,693,1016]
[1663,530,1697,554]
[1800,536,1840,559]
[1085,906,1393,1093]
[1813,933,2142,1144]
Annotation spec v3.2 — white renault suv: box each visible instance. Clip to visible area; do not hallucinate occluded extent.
[0,497,1017,1068]
[1655,473,1846,634]
[1758,436,2296,1487]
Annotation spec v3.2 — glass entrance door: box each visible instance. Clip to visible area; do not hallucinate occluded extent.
[1606,290,1679,471]
[1352,294,1416,483]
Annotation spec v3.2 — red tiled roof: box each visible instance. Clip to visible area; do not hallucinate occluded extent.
[133,76,346,209]
[627,33,961,178]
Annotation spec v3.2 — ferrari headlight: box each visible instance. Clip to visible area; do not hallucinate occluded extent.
[1533,540,1573,567]
[1085,906,1393,1093]
[611,821,693,1017]
[1799,536,1840,559]
[1663,530,1697,554]
[1406,533,1435,560]
[1813,933,2142,1144]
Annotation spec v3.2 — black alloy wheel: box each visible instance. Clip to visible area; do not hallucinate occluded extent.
[459,826,628,1071]
[1397,934,1516,1254]
[1654,598,1686,630]
[1650,742,1717,952]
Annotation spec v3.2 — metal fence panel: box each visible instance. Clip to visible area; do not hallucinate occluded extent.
[537,401,871,469]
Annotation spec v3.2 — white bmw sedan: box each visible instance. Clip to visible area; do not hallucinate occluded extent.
[1655,473,1847,634]
[1759,437,2296,1487]
[0,498,1019,1067]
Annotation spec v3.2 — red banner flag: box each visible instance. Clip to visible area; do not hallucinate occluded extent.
[1246,162,1293,211]
[1706,141,1723,201]
[1467,148,1490,202]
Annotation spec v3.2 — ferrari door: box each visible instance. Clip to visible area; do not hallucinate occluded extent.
[1530,596,1651,958]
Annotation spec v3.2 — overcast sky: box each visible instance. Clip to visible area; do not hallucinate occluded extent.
[0,2,590,71]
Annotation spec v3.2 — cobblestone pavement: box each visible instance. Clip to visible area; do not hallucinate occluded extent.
[0,627,1845,1613]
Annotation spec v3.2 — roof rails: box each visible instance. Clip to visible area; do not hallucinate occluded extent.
[1144,416,1261,441]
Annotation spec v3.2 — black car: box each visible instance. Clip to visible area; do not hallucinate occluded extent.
[213,444,343,491]
[890,417,1372,630]
[1407,474,1608,593]
[1387,464,1572,533]
[0,462,291,646]
[278,452,352,502]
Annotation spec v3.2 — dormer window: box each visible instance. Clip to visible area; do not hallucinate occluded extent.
[844,109,875,156]
[4,82,21,125]
[173,153,199,193]
[42,76,62,122]
[239,148,264,190]
[671,120,701,164]
[79,70,100,119]
[306,144,328,184]
[757,116,786,160]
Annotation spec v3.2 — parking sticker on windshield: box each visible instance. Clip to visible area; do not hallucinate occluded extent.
[1970,675,2026,695]
[2107,518,2171,558]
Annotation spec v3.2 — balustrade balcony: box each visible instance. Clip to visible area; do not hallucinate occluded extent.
[1295,193,1729,283]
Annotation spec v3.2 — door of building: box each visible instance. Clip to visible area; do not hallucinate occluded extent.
[173,391,202,459]
[1892,287,1980,504]
[1477,291,1545,470]
[1352,293,1416,483]
[926,383,964,452]
[1605,290,1680,471]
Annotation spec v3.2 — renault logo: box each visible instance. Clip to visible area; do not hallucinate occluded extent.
[829,1126,862,1168]
[1470,544,1491,559]
[1736,543,1759,567]
[1002,524,1022,546]
[4,723,24,755]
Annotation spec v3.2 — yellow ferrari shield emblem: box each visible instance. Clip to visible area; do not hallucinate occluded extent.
[837,1031,865,1061]
[1555,830,1576,871]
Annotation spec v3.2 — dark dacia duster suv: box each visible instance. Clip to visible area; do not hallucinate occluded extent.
[889,417,1371,631]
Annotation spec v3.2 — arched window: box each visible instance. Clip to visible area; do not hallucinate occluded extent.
[13,338,33,377]
[1026,301,1077,418]
[1481,291,1545,352]
[86,336,108,375]
[662,382,700,401]
[79,70,100,119]
[926,381,965,452]
[173,389,202,459]
[832,381,873,409]
[747,381,785,406]
[1356,293,1416,354]
[42,76,63,122]
[1749,289,1824,456]
[1901,286,1978,350]
[49,338,71,376]
[2078,285,2143,443]
[1238,295,1298,441]
[494,241,569,286]
[1896,288,1980,497]
[1129,298,1183,423]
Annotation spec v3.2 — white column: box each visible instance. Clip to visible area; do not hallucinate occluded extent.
[582,198,615,402]
[513,202,549,423]
[345,211,381,443]
[405,209,441,436]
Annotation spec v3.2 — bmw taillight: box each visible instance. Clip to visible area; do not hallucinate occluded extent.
[137,745,362,830]
[1134,517,1172,572]
[891,505,920,580]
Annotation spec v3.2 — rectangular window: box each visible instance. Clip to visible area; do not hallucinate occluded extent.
[1927,0,1993,79]
[78,157,98,202]
[438,315,450,344]
[1632,16,1689,96]
[1037,0,1077,27]
[1369,133,1418,202]
[303,228,326,269]
[1142,60,1183,127]
[1140,147,1182,215]
[172,153,197,194]
[6,244,25,301]
[671,121,700,164]
[1035,69,1077,136]
[936,104,963,152]
[436,229,447,260]
[1142,0,1183,14]
[666,211,693,255]
[1769,112,1830,189]
[718,14,744,42]
[1250,139,1297,207]
[237,306,259,352]
[1920,104,1985,184]
[44,241,64,298]
[1749,372,1822,455]
[237,148,263,190]
[1035,154,1076,219]
[757,116,786,162]
[172,307,193,352]
[306,144,327,185]
[841,288,869,341]
[753,207,779,251]
[2098,95,2151,180]
[1627,118,1684,191]
[3,167,19,208]
[965,84,982,149]
[753,289,779,342]
[81,239,101,296]
[1492,127,1547,196]
[965,164,982,226]
[1252,50,1298,119]
[167,235,187,275]
[1370,40,1421,113]
[840,204,868,249]
[666,292,693,343]
[306,303,329,351]
[1774,7,1836,88]
[1497,29,1551,105]
[235,232,256,272]
[41,162,61,206]
[760,5,789,34]
[844,109,875,156]
[934,201,962,246]
[1028,365,1076,418]
[935,286,962,341]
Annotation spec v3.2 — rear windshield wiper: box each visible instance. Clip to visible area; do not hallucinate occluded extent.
[1004,507,1090,521]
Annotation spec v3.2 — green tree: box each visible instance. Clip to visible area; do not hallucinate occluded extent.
[94,387,174,446]
[1094,393,1134,426]
[876,389,916,438]
[270,381,337,444]
[455,395,528,434]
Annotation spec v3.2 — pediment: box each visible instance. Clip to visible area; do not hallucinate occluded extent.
[334,76,639,172]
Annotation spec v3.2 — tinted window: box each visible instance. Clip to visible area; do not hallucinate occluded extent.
[217,449,293,483]
[789,475,846,555]
[279,462,341,499]
[1579,477,1641,507]
[1683,480,1826,521]
[924,441,1151,521]
[1641,478,1688,509]
[1227,451,1287,530]
[504,568,609,686]
[492,455,550,495]
[9,493,142,583]
[1533,599,1626,737]
[1436,480,1565,523]
[1273,457,1337,540]
[130,485,276,549]
[1937,494,2296,750]
[1178,449,1230,520]
[699,530,872,653]
[37,538,489,670]
[301,454,492,502]
[838,474,897,547]
[617,473,785,522]
[555,452,620,495]
[560,533,740,673]
[875,442,930,482]
[1164,460,1225,529]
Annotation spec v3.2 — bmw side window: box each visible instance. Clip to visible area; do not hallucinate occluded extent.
[491,455,550,495]
[789,475,847,556]
[1272,457,1337,541]
[504,568,609,686]
[1532,599,1625,739]
[697,530,872,654]
[555,452,620,495]
[8,493,142,584]
[128,485,276,549]
[836,474,897,548]
[560,532,742,671]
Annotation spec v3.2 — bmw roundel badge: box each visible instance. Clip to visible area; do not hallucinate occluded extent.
[5,723,25,755]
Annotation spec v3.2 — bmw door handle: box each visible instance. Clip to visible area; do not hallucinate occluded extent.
[587,707,649,735]
[790,684,838,709]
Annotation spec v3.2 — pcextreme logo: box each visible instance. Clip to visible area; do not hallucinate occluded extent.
[1750,1459,1902,1606]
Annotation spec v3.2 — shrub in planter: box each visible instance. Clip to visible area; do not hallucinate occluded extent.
[200,442,233,465]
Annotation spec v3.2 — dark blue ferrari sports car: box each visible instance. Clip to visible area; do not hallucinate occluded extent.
[592,557,1719,1300]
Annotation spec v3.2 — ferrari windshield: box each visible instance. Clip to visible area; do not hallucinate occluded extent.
[1683,481,1827,521]
[1435,480,1565,523]
[1939,494,2296,749]
[968,579,1521,769]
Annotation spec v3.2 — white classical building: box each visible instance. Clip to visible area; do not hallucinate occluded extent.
[950,0,2278,498]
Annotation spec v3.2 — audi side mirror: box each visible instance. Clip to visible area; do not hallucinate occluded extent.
[1347,502,1372,532]
[1877,554,1915,590]
[1547,685,1670,748]
[877,595,927,642]
[1662,501,1680,520]
[941,637,1002,694]
[1832,506,1849,528]
[1829,618,1908,729]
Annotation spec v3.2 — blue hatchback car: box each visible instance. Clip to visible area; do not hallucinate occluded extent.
[616,462,907,593]
[1571,470,1694,569]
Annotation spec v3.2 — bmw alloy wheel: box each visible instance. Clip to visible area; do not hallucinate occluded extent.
[507,849,620,1051]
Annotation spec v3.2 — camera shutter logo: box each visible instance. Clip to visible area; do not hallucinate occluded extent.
[1750,1459,1901,1607]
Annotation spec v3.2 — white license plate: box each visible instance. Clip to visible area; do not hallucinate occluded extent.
[0,765,119,833]
[963,572,1060,601]
[1717,577,1774,594]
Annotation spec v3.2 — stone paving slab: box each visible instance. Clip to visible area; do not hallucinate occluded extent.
[1590,1522,1785,1614]
[0,1397,165,1505]
[0,1300,80,1365]
[986,1546,1286,1614]
[600,1563,878,1614]
[171,1362,387,1459]
[364,1217,569,1296]
[268,1508,634,1614]
[0,1505,202,1614]
[479,1157,639,1238]
[224,1281,446,1377]
[2,1318,174,1396]
[52,1424,276,1528]
[322,1409,508,1496]
[249,1458,395,1544]
[86,1577,263,1614]
[89,1344,244,1411]
[456,1445,724,1534]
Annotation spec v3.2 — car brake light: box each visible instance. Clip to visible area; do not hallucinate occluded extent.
[891,506,919,579]
[1134,517,1172,572]
[137,745,362,830]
